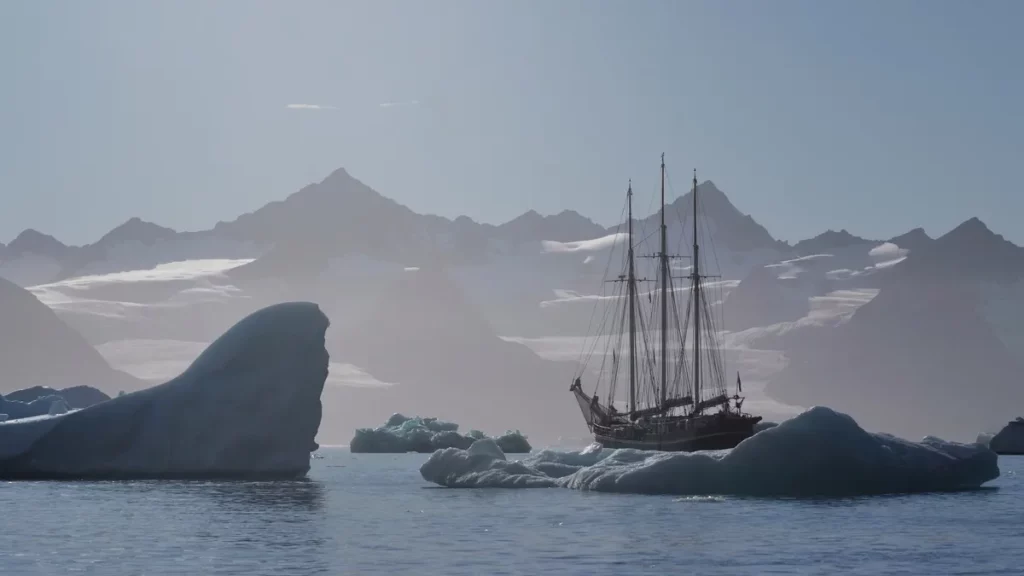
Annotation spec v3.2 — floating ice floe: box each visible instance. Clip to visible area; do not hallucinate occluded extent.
[420,406,999,496]
[0,302,329,480]
[350,413,532,454]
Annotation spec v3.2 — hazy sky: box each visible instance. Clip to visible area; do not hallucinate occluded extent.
[2,0,1021,246]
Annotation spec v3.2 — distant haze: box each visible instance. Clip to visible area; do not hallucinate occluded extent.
[2,165,1022,444]
[2,0,1023,245]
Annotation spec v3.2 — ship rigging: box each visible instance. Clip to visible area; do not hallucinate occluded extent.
[569,154,760,451]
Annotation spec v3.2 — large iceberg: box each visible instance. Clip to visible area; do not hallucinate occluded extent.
[420,406,999,496]
[0,302,329,479]
[988,418,1024,455]
[350,413,532,454]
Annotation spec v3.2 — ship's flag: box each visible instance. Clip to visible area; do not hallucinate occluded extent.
[736,373,742,393]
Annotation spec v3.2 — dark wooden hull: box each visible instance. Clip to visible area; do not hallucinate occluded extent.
[592,413,761,452]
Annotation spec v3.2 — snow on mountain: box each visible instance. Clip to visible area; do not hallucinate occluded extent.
[541,232,627,254]
[0,218,263,287]
[59,218,262,280]
[6,165,1021,446]
[624,180,788,278]
[725,255,837,331]
[727,288,879,352]
[6,169,791,340]
[0,302,328,479]
[30,259,257,345]
[887,227,934,255]
[766,217,1024,441]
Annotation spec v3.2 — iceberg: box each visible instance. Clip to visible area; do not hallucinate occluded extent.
[0,393,69,421]
[350,413,532,454]
[988,418,1024,455]
[0,302,329,479]
[4,385,110,409]
[421,406,999,496]
[0,385,110,422]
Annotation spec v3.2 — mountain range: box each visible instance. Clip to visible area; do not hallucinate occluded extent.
[0,168,783,287]
[1,166,1020,443]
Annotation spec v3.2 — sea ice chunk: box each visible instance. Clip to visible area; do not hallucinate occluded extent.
[350,414,533,453]
[420,438,555,488]
[4,386,110,409]
[0,302,329,479]
[421,406,999,496]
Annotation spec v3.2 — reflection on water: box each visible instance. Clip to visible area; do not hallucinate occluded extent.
[0,478,331,575]
[1,453,1021,575]
[195,479,326,511]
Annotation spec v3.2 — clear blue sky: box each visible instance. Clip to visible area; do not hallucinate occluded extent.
[1,0,1021,246]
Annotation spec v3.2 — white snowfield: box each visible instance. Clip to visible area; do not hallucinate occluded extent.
[0,302,329,479]
[420,406,999,496]
[540,233,627,254]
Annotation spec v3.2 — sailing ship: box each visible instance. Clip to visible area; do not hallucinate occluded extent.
[569,154,761,451]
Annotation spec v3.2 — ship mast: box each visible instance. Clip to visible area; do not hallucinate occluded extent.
[691,169,701,410]
[659,153,668,410]
[626,181,637,416]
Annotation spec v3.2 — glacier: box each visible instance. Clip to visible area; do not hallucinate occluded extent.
[420,406,999,496]
[350,413,532,454]
[0,302,329,479]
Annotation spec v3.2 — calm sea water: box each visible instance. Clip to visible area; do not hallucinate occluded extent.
[1,450,1021,575]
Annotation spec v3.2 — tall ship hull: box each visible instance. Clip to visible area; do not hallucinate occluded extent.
[569,155,760,452]
[593,419,758,452]
[571,379,761,452]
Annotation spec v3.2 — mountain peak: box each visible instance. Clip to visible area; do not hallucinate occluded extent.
[498,208,604,243]
[793,229,876,255]
[651,179,782,252]
[946,216,988,236]
[891,217,1024,284]
[940,216,1024,254]
[700,179,721,192]
[6,229,70,259]
[667,179,733,214]
[888,227,933,253]
[512,209,542,221]
[322,166,354,184]
[96,217,177,247]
